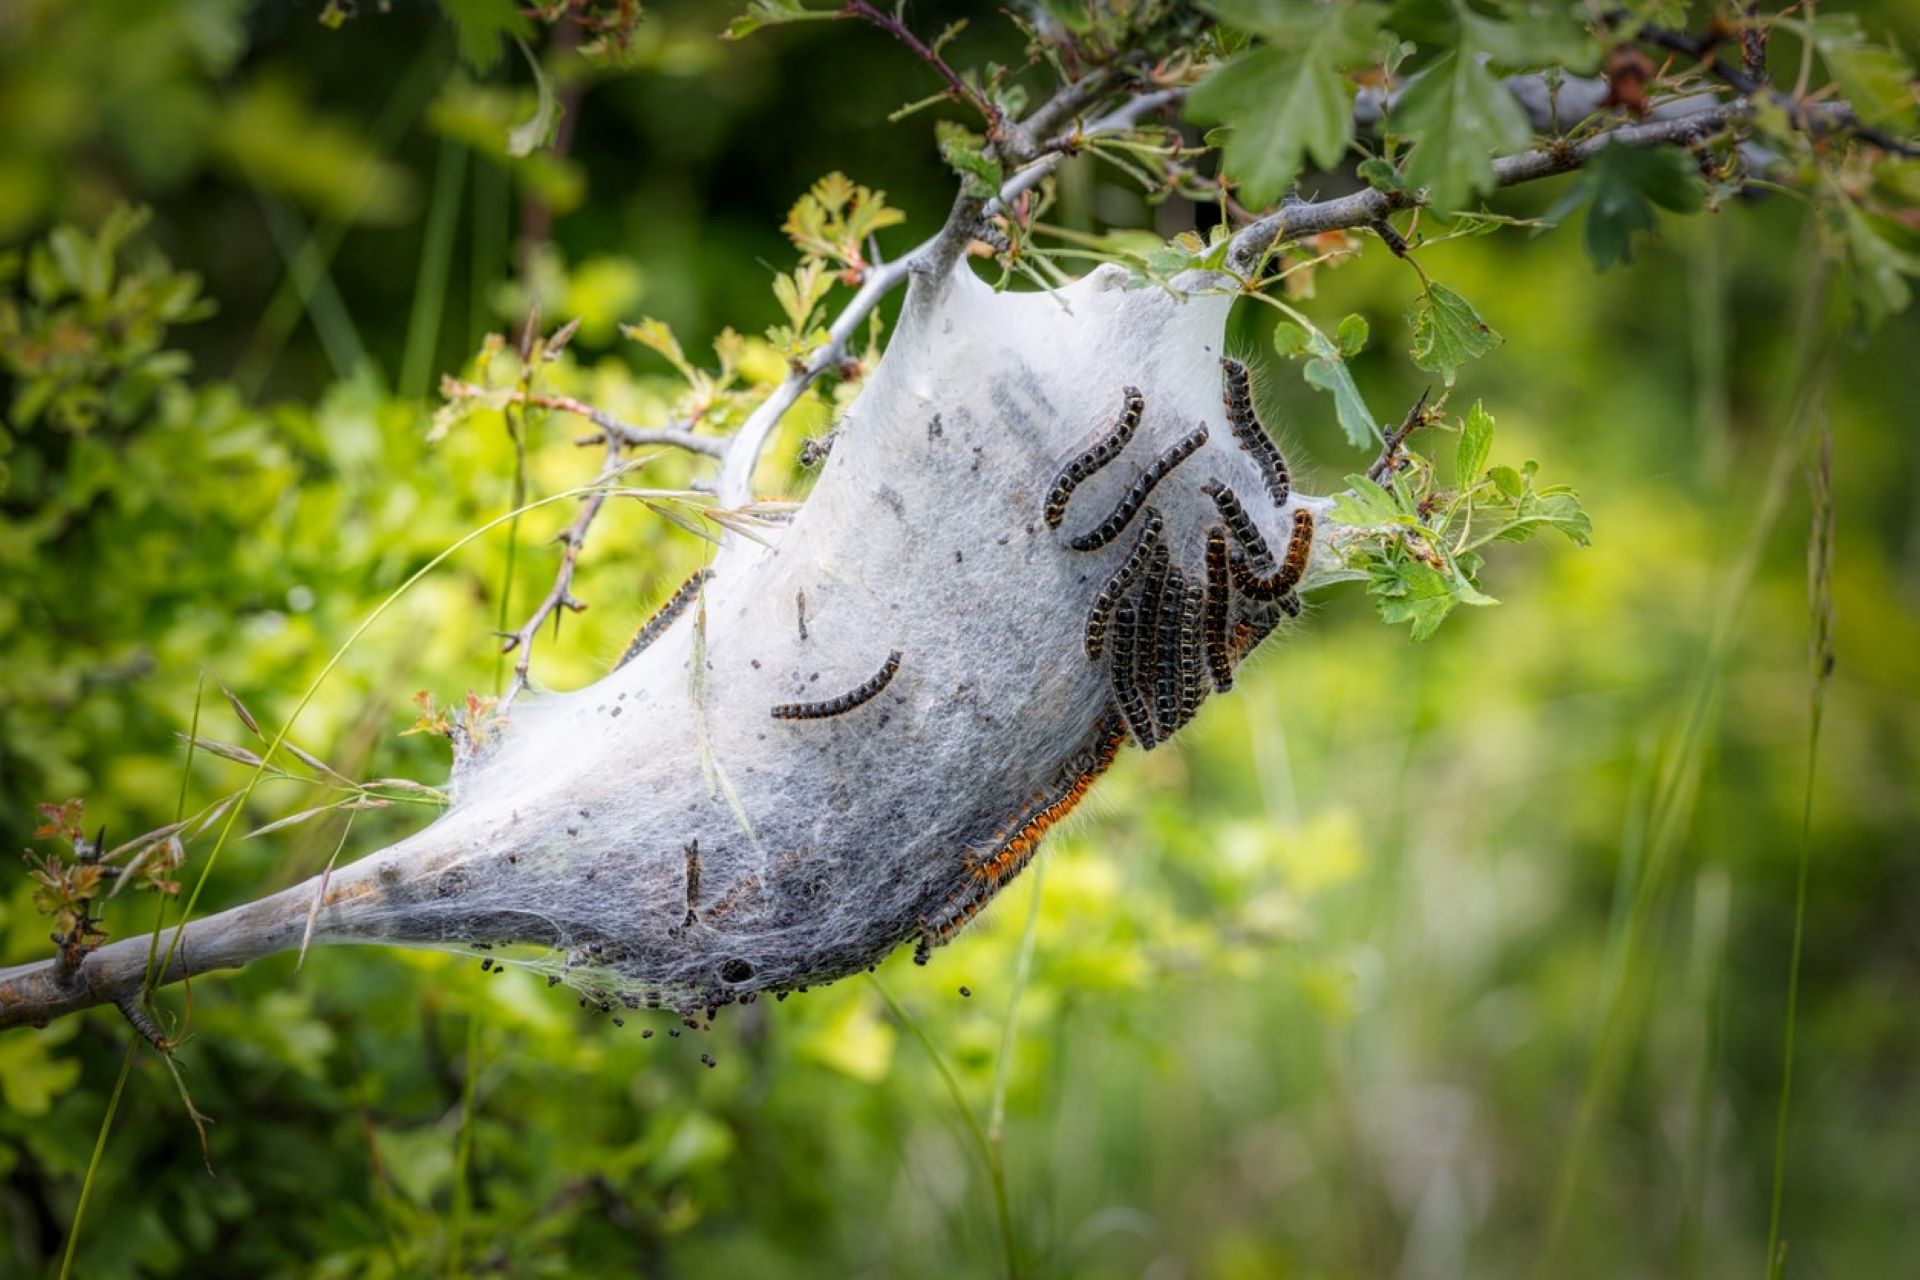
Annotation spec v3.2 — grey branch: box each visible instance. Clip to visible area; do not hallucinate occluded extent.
[442,377,725,457]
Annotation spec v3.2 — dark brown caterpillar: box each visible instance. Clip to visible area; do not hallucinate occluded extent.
[1109,596,1155,749]
[616,569,712,669]
[1230,509,1315,601]
[1066,427,1208,552]
[1175,580,1206,731]
[1219,357,1292,506]
[918,714,1129,957]
[1153,564,1186,737]
[1202,478,1274,570]
[770,649,902,720]
[1044,385,1146,528]
[1084,507,1164,660]
[1132,544,1172,747]
[1203,526,1235,692]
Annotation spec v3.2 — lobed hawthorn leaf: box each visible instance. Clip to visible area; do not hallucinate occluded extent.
[1547,142,1705,270]
[1839,203,1920,329]
[1456,399,1494,483]
[1301,330,1378,448]
[1810,14,1918,130]
[1407,282,1502,385]
[1388,51,1534,213]
[1187,0,1386,209]
[438,0,528,74]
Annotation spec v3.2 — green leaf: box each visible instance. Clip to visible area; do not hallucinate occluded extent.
[935,121,1004,199]
[1187,1,1385,207]
[1272,321,1311,357]
[1839,203,1920,328]
[1336,312,1371,356]
[1368,559,1460,641]
[506,37,563,158]
[438,0,528,73]
[1488,464,1523,498]
[1547,142,1706,270]
[1407,282,1502,384]
[1333,472,1407,526]
[1303,331,1377,448]
[723,0,841,40]
[1462,3,1599,74]
[1387,51,1534,213]
[1811,14,1918,129]
[1355,156,1409,193]
[1456,399,1493,482]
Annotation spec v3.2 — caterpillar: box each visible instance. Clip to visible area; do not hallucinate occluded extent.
[615,569,712,670]
[770,649,902,720]
[683,839,701,929]
[1175,580,1206,731]
[1066,427,1209,552]
[1229,509,1314,601]
[1108,595,1155,749]
[919,715,1129,957]
[1202,478,1273,570]
[1132,543,1172,746]
[1044,385,1146,528]
[1219,357,1292,506]
[1084,507,1164,660]
[1153,564,1187,737]
[1203,526,1235,692]
[703,873,762,925]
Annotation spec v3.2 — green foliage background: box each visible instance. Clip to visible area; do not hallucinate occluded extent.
[2,1,1918,1276]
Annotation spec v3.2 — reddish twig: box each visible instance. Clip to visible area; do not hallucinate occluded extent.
[841,1,1003,136]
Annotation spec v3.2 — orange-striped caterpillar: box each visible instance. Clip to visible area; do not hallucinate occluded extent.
[917,714,1128,959]
[616,569,712,670]
[1219,357,1291,506]
[1203,526,1235,692]
[1066,427,1208,552]
[1044,385,1145,528]
[1084,506,1164,660]
[1230,509,1314,601]
[1201,478,1273,570]
[770,649,902,720]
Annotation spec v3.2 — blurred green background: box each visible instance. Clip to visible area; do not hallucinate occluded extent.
[3,1,1918,1276]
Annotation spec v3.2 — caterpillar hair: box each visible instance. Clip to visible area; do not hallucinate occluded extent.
[1108,595,1155,749]
[1066,427,1208,552]
[616,569,712,670]
[1203,526,1235,692]
[703,873,762,925]
[770,649,903,720]
[1201,478,1274,570]
[1218,357,1292,506]
[1084,506,1164,660]
[1230,509,1314,600]
[1044,385,1146,528]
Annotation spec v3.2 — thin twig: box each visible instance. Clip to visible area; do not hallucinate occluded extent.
[441,377,724,457]
[841,1,1002,136]
[1368,388,1433,483]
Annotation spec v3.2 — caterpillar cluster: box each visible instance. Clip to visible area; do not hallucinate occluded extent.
[1057,372,1308,752]
[914,369,1312,961]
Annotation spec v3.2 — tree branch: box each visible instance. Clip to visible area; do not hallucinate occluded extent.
[1229,98,1862,275]
[840,1,1001,135]
[713,80,1183,506]
[440,377,725,457]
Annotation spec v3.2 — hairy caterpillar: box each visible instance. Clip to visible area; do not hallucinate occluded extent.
[1203,526,1234,692]
[1044,385,1146,528]
[1108,595,1155,749]
[1153,563,1187,736]
[1175,580,1206,731]
[918,715,1128,957]
[1201,478,1274,570]
[1230,510,1314,601]
[615,569,712,670]
[683,839,701,929]
[1219,357,1291,506]
[1133,543,1172,746]
[769,649,902,720]
[1066,427,1208,552]
[1084,507,1165,660]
